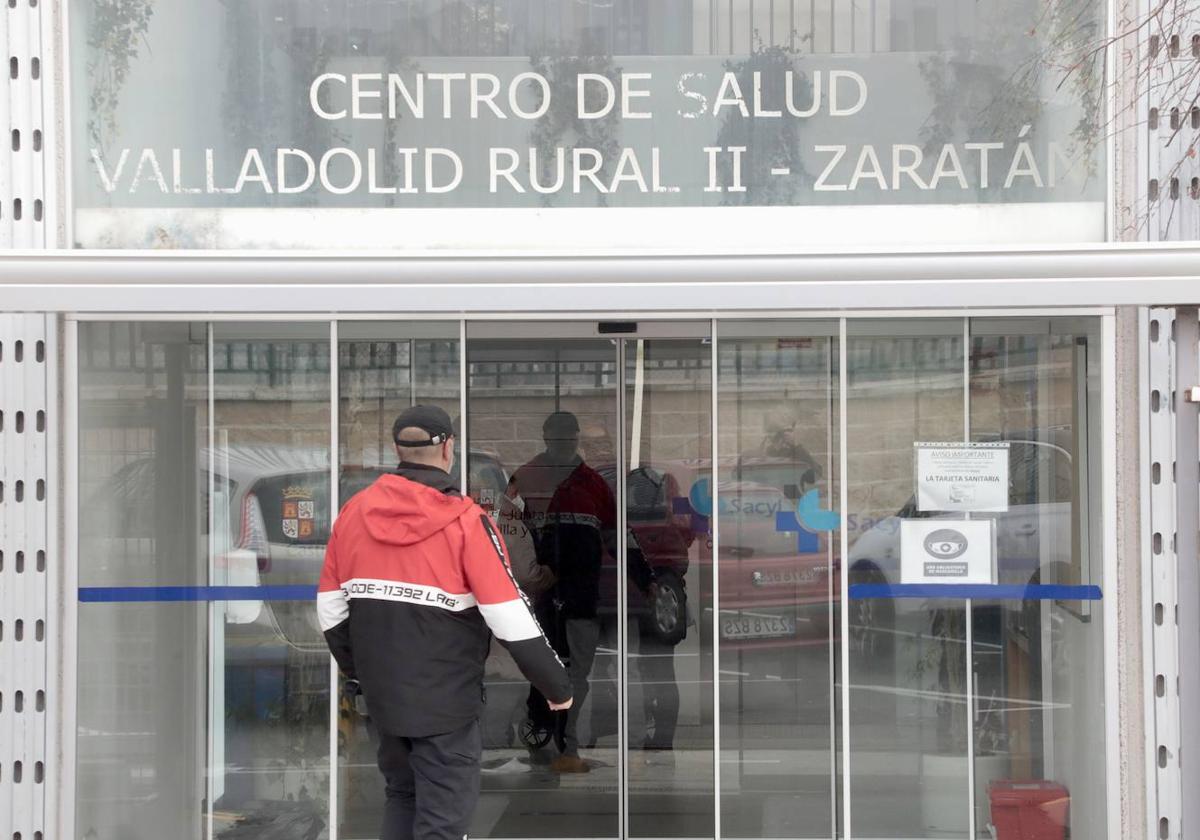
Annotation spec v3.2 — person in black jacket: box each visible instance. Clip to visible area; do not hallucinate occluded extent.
[318,405,571,840]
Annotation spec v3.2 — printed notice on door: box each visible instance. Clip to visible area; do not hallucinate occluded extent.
[915,442,1009,513]
[900,519,996,585]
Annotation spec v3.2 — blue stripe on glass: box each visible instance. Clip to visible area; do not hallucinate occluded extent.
[78,585,318,603]
[849,583,1102,600]
[82,582,1101,603]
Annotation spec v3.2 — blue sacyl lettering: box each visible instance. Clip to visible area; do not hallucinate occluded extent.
[721,497,786,516]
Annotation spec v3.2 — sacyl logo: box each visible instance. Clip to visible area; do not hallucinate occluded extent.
[924,528,969,560]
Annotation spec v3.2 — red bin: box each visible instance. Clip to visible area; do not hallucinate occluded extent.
[987,780,1069,840]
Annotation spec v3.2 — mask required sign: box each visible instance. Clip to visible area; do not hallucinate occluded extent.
[900,519,996,585]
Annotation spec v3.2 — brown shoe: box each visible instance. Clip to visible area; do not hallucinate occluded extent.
[550,755,590,774]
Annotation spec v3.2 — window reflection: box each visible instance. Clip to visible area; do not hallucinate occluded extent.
[211,324,332,838]
[77,323,209,840]
[335,324,461,838]
[845,323,969,839]
[73,317,1108,840]
[103,0,1081,60]
[467,338,621,839]
[716,328,838,840]
[71,0,1104,230]
[624,339,714,840]
[967,321,1105,840]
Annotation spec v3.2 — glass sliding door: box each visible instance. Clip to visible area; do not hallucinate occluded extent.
[715,322,840,840]
[76,321,338,840]
[965,318,1106,840]
[840,316,1107,840]
[623,334,714,840]
[72,313,1112,840]
[466,331,622,840]
[844,320,968,839]
[210,323,333,838]
[76,322,209,840]
[335,322,462,839]
[463,323,714,840]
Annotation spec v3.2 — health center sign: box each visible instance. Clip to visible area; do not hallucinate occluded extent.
[70,0,1107,249]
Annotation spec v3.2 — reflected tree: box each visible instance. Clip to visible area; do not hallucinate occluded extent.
[918,0,1105,199]
[714,39,812,205]
[86,0,155,153]
[529,44,623,207]
[911,605,969,753]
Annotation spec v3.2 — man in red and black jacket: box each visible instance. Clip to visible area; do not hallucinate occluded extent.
[318,405,571,840]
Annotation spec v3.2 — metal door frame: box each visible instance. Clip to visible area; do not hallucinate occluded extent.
[465,318,715,840]
[56,308,1119,840]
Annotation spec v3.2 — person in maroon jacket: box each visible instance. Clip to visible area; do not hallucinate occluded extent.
[509,411,616,773]
[318,405,572,840]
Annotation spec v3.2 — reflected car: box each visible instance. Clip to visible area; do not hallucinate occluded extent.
[713,476,836,649]
[224,446,699,651]
[86,446,516,652]
[659,455,836,653]
[87,446,843,655]
[595,463,696,646]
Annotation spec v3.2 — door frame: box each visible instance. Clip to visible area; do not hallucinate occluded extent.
[466,319,716,840]
[58,309,1118,840]
[467,321,712,340]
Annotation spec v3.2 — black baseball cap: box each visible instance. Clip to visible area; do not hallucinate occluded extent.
[392,405,454,448]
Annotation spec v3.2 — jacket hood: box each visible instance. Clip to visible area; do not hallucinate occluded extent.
[358,473,474,546]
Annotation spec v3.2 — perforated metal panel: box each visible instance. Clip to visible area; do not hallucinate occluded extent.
[0,314,51,840]
[1145,6,1200,241]
[0,0,51,248]
[2,0,57,831]
[1147,308,1187,840]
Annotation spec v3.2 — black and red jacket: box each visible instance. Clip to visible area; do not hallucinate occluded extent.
[509,454,616,620]
[317,464,571,737]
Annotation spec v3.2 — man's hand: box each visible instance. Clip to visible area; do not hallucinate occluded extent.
[343,679,369,718]
[548,697,574,711]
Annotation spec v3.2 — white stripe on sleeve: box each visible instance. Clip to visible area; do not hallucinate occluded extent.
[478,598,543,641]
[317,589,350,632]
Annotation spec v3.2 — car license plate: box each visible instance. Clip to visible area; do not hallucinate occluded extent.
[721,614,797,640]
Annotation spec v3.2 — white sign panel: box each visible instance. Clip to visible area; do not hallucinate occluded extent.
[916,442,1009,513]
[900,519,996,585]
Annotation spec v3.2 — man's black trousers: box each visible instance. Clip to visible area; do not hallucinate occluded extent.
[376,720,482,840]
